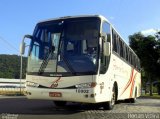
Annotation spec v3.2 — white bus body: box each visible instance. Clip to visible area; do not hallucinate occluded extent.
[23,15,141,109]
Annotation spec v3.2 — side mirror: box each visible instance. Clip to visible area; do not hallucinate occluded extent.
[20,42,26,55]
[20,34,32,55]
[24,35,33,39]
[101,33,107,42]
[101,33,110,56]
[104,42,110,56]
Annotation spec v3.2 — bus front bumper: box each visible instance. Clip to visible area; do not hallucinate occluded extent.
[25,87,98,103]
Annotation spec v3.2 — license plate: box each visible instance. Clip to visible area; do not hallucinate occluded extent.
[49,92,62,97]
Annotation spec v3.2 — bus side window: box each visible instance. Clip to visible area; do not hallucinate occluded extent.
[128,50,131,65]
[115,35,119,55]
[112,30,118,53]
[125,46,129,62]
[117,35,121,55]
[119,39,123,58]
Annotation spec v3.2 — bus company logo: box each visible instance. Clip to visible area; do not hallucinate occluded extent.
[51,82,58,88]
[50,77,61,88]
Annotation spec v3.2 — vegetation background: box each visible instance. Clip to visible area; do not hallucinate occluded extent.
[129,31,160,95]
[0,55,27,79]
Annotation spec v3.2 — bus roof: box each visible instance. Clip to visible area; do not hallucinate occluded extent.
[38,15,109,24]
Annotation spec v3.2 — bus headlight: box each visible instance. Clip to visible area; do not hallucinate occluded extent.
[75,82,97,88]
[26,81,39,87]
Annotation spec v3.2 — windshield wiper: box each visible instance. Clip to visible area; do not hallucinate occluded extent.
[56,28,76,75]
[59,53,76,75]
[38,50,54,75]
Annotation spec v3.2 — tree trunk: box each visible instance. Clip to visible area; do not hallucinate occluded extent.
[157,84,160,95]
[145,85,147,94]
[148,74,153,96]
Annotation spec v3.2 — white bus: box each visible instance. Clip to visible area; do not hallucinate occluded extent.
[21,15,141,110]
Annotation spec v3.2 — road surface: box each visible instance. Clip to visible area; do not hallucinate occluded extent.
[0,96,160,119]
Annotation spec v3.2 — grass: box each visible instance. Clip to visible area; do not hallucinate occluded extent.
[0,90,25,96]
[140,93,160,99]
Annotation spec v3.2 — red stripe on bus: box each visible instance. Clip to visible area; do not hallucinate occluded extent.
[120,68,134,96]
[130,72,138,98]
[50,77,61,88]
[53,77,61,83]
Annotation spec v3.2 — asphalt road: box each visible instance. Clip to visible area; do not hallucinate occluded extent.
[0,96,160,119]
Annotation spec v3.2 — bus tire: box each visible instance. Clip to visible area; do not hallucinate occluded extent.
[126,97,136,103]
[103,84,116,110]
[53,101,67,107]
[125,88,137,103]
[130,98,136,103]
[130,88,137,103]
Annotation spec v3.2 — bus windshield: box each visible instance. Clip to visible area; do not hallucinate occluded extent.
[27,18,100,76]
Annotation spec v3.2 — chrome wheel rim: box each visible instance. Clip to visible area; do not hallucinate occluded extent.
[111,88,115,106]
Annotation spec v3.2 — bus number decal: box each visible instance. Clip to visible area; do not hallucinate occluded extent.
[76,89,89,93]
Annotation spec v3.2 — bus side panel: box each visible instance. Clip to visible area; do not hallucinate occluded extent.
[92,74,113,103]
[111,54,141,100]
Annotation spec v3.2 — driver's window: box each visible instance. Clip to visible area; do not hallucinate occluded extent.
[102,22,111,42]
[100,22,111,74]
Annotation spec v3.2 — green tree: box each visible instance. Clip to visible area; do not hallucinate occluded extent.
[129,33,160,96]
[0,55,27,79]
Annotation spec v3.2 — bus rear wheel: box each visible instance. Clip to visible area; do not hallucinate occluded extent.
[130,88,137,103]
[103,85,116,110]
[125,88,137,103]
[53,101,67,107]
